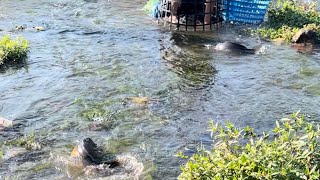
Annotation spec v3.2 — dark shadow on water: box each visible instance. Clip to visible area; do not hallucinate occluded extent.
[0,59,28,73]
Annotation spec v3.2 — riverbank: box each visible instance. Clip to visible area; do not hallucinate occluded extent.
[253,0,320,43]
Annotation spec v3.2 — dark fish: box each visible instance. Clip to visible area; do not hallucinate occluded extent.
[214,41,258,54]
[76,138,119,168]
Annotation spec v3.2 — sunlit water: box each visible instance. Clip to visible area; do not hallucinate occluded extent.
[0,0,320,179]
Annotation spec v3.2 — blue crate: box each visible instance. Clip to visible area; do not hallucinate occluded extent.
[222,0,271,24]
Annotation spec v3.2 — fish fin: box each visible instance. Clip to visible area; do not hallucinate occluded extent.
[71,146,80,157]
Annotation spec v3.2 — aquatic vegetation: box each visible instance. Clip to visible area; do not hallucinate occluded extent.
[305,84,320,96]
[3,133,42,150]
[104,137,137,154]
[79,98,119,121]
[178,111,320,179]
[81,107,108,120]
[286,83,305,90]
[31,162,53,173]
[253,0,320,42]
[299,67,319,77]
[141,161,157,180]
[92,19,104,25]
[79,96,149,122]
[0,35,29,66]
[79,98,138,131]
[0,133,41,160]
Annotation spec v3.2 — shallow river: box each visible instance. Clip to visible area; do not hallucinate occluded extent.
[0,0,320,179]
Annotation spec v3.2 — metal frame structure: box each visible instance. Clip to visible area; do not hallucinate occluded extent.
[159,0,223,31]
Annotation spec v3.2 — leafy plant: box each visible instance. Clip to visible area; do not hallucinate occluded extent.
[178,111,320,179]
[0,35,29,66]
[253,0,320,42]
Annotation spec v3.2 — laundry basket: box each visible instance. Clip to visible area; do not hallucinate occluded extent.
[222,0,271,24]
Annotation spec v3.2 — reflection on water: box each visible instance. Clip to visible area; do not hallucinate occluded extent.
[0,0,320,179]
[0,61,28,74]
[161,32,216,91]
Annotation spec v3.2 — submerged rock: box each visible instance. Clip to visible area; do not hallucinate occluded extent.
[130,97,149,105]
[0,117,13,129]
[2,147,28,160]
[88,122,108,131]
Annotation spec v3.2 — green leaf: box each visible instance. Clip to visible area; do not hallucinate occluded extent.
[299,134,308,140]
[179,111,320,180]
[310,165,317,175]
[292,140,307,147]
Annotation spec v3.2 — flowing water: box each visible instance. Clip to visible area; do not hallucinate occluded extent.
[0,0,320,179]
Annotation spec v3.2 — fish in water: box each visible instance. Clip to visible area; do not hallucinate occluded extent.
[214,41,259,54]
[71,138,119,168]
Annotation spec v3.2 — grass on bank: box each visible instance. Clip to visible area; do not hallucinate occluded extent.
[178,111,320,179]
[0,35,29,66]
[254,0,320,42]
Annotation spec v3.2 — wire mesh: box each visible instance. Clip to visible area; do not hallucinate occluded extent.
[159,0,223,31]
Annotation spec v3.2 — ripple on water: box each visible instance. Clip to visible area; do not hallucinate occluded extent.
[1,0,320,179]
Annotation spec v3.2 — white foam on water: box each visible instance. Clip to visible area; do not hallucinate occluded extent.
[53,153,144,180]
[255,44,271,55]
[204,44,213,49]
[84,154,144,180]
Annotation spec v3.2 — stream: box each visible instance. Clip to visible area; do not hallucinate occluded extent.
[0,0,320,179]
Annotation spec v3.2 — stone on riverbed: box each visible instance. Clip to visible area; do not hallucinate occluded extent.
[0,117,13,129]
[2,147,28,160]
[130,97,149,105]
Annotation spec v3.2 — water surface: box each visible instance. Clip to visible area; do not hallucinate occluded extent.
[0,0,320,179]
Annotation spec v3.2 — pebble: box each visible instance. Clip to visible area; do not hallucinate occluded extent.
[0,117,13,128]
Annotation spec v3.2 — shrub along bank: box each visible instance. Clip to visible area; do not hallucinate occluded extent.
[254,0,320,42]
[178,111,320,179]
[0,35,29,66]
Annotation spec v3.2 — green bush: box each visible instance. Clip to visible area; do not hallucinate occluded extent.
[254,0,320,42]
[178,111,320,179]
[0,35,29,66]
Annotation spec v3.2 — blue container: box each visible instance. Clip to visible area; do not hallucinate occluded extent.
[151,2,161,18]
[222,0,271,24]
